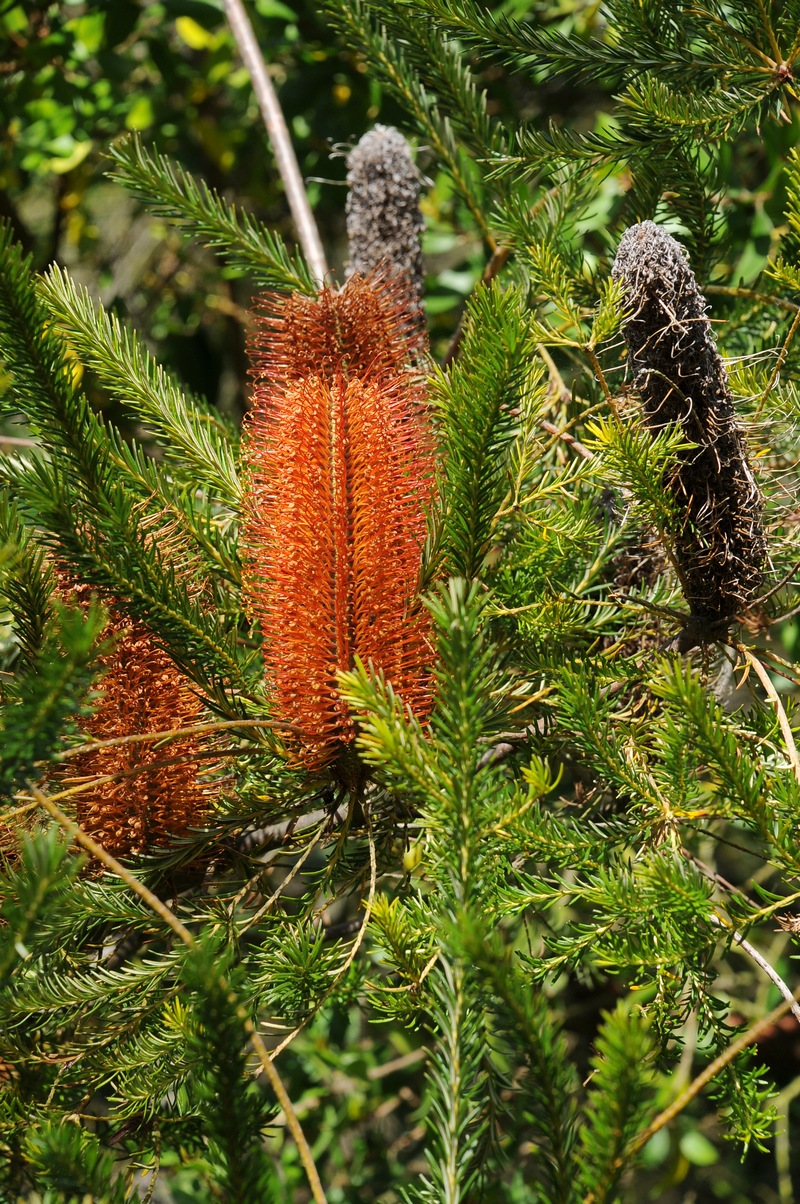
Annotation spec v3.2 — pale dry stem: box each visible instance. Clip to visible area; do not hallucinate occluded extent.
[223,0,328,285]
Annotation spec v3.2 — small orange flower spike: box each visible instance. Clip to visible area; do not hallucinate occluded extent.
[242,274,435,773]
[59,587,213,859]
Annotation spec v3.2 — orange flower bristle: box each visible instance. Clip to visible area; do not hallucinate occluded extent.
[242,274,435,772]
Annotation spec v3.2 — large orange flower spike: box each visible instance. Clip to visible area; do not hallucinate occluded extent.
[242,274,435,773]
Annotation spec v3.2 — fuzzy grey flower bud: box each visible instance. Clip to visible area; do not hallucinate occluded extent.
[346,125,425,323]
[612,221,765,644]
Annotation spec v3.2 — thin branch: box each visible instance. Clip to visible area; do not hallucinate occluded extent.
[539,419,594,461]
[737,644,800,784]
[750,557,800,607]
[1,797,42,823]
[242,1026,328,1204]
[586,343,619,419]
[56,747,232,787]
[237,807,331,855]
[755,303,800,418]
[618,987,800,1172]
[370,948,440,995]
[366,1046,428,1080]
[441,243,512,367]
[705,283,800,314]
[25,778,328,1204]
[0,434,38,448]
[710,913,800,1026]
[232,822,325,932]
[265,806,378,1062]
[753,0,782,63]
[49,716,293,762]
[26,778,194,943]
[223,0,328,286]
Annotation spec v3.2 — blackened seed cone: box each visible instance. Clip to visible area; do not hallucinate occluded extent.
[612,221,765,643]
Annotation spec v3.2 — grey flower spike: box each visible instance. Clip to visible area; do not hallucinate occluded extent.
[612,221,765,644]
[346,125,425,324]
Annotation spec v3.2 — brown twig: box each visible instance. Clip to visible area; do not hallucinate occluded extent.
[705,283,800,315]
[233,824,325,933]
[236,807,332,855]
[539,419,594,462]
[49,717,292,762]
[610,986,800,1184]
[367,1046,428,1080]
[709,913,800,1026]
[0,434,38,448]
[441,243,512,367]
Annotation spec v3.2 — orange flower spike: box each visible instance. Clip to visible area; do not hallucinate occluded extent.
[54,590,214,860]
[243,274,434,773]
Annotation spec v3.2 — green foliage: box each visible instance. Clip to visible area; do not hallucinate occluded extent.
[0,494,57,659]
[108,135,316,294]
[0,221,107,478]
[342,582,597,1199]
[585,416,688,542]
[0,222,256,706]
[403,959,489,1204]
[181,936,280,1203]
[577,1006,656,1203]
[252,922,344,1021]
[37,265,242,507]
[0,828,83,985]
[0,599,106,799]
[23,1120,131,1204]
[456,921,580,1203]
[431,285,537,578]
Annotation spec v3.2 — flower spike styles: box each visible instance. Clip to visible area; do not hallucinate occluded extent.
[243,274,435,774]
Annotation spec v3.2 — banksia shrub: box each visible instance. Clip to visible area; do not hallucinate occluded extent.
[612,221,766,644]
[346,126,426,324]
[8,2,800,1198]
[242,274,434,774]
[57,583,213,858]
